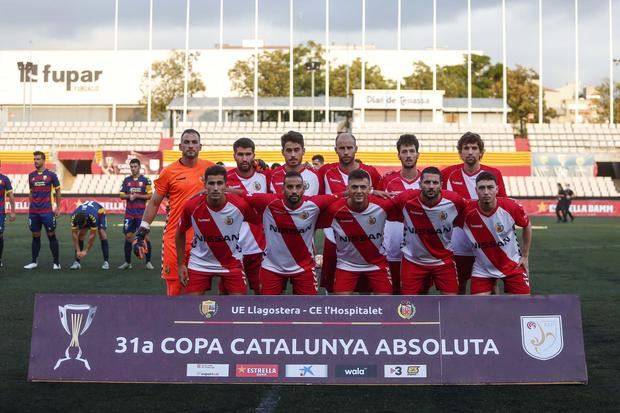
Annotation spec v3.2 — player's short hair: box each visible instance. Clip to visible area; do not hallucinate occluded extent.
[129,158,140,166]
[335,132,357,146]
[421,166,441,180]
[283,170,303,183]
[348,169,370,183]
[281,131,304,148]
[74,212,88,228]
[457,131,485,153]
[475,171,497,184]
[233,137,255,152]
[397,134,420,152]
[204,165,227,181]
[33,151,46,160]
[180,128,201,141]
[312,154,324,163]
[270,162,281,169]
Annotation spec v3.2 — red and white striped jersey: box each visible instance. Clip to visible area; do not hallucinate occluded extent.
[318,162,382,243]
[245,193,336,274]
[319,162,382,195]
[457,197,530,278]
[441,164,507,256]
[393,189,466,266]
[318,196,399,272]
[227,168,267,255]
[378,170,421,262]
[441,164,507,199]
[268,165,322,196]
[178,194,258,273]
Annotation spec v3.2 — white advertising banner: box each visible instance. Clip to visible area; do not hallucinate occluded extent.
[353,90,444,110]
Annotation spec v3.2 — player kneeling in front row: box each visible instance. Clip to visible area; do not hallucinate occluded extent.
[175,165,258,295]
[392,167,466,295]
[69,201,110,270]
[317,169,396,295]
[458,172,532,295]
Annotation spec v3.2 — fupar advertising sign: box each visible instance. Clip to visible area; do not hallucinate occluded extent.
[28,295,587,385]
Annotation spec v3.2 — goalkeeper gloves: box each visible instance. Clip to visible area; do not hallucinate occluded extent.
[132,226,150,259]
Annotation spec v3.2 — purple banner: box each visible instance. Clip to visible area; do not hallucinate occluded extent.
[28,295,587,385]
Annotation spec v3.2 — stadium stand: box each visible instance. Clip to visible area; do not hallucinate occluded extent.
[174,121,516,152]
[528,123,620,153]
[2,121,619,198]
[0,121,162,150]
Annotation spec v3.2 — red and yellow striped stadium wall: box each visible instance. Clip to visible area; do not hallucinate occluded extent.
[163,150,532,176]
[0,151,53,173]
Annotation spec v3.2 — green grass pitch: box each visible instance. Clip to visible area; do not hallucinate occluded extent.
[0,215,618,412]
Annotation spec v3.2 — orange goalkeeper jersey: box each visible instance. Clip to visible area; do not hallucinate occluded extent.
[154,158,214,279]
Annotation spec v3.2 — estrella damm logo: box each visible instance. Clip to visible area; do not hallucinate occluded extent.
[200,300,219,319]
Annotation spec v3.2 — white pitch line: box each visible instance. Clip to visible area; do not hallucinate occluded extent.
[255,386,281,413]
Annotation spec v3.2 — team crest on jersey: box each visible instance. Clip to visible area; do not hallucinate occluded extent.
[139,182,144,186]
[304,181,310,190]
[253,181,262,191]
[300,211,309,220]
[439,211,448,221]
[224,216,234,225]
[200,300,219,319]
[495,223,504,233]
[368,216,376,225]
[397,300,416,320]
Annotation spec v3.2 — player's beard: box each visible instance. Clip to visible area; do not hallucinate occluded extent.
[238,162,251,172]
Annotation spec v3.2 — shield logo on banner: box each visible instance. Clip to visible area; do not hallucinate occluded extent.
[521,315,564,360]
[397,301,416,320]
[200,300,219,319]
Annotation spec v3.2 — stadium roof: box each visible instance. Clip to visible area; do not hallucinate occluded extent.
[168,96,353,111]
[168,96,508,112]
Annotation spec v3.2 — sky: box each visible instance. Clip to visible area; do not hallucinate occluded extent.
[0,0,618,88]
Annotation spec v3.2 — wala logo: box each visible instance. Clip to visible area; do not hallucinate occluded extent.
[236,364,279,378]
[335,365,377,378]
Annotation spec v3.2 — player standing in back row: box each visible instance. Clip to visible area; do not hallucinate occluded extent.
[134,129,214,296]
[24,151,62,270]
[119,158,154,270]
[441,132,506,294]
[226,138,268,294]
[378,134,422,293]
[318,132,382,292]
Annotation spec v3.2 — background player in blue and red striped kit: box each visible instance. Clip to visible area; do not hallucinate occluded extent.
[118,158,153,270]
[24,151,62,270]
[0,172,16,268]
[69,200,110,270]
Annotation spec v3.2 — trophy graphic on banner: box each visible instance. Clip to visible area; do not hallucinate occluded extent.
[54,304,97,371]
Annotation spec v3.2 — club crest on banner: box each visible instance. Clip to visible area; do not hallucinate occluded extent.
[397,300,416,320]
[200,300,219,319]
[521,315,564,360]
[54,304,97,371]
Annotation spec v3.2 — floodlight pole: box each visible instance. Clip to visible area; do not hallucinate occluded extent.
[467,0,472,125]
[397,0,401,124]
[433,0,437,123]
[538,0,543,124]
[253,0,259,124]
[361,0,366,124]
[502,0,507,125]
[325,0,330,124]
[289,0,294,125]
[574,0,579,124]
[610,0,614,125]
[182,0,190,123]
[113,0,119,123]
[218,0,224,123]
[147,0,153,123]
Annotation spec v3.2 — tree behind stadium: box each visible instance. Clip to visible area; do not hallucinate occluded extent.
[140,50,206,120]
